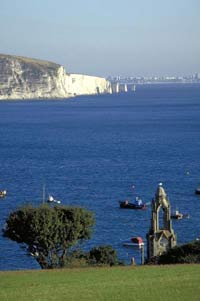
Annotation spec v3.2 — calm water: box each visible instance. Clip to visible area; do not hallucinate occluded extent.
[0,84,200,270]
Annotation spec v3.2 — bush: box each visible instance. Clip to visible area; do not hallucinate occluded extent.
[88,245,121,266]
[148,240,200,264]
[60,249,89,268]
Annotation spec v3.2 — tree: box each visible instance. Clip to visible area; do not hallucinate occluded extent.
[3,204,95,269]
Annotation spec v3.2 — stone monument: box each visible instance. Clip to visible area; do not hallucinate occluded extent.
[146,184,177,261]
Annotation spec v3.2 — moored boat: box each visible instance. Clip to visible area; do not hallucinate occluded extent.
[171,209,190,220]
[195,188,200,195]
[47,195,61,204]
[122,237,144,248]
[0,190,7,198]
[119,197,146,210]
[171,210,183,219]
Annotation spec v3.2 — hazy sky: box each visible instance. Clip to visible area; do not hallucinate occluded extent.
[1,0,200,77]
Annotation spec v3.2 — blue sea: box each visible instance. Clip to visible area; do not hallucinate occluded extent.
[0,84,200,270]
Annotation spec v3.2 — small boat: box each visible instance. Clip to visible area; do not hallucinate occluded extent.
[171,209,190,220]
[171,210,183,219]
[119,197,146,210]
[47,195,61,204]
[195,188,200,195]
[123,237,144,248]
[0,190,7,198]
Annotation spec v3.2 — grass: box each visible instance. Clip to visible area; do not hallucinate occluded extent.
[0,53,60,69]
[0,265,199,301]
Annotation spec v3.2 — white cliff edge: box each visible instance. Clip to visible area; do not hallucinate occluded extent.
[0,54,112,100]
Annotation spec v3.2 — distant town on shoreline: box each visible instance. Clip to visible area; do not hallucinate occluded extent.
[108,72,200,85]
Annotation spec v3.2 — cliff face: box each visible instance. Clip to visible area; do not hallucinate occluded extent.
[68,74,112,96]
[0,54,112,100]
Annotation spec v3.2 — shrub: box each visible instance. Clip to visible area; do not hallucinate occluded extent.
[88,245,121,266]
[149,240,200,264]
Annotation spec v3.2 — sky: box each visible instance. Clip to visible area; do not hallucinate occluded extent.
[1,0,200,77]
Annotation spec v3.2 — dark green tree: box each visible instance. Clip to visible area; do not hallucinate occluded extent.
[3,204,95,269]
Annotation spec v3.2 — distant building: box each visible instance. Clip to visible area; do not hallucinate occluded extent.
[146,184,177,261]
[107,72,200,85]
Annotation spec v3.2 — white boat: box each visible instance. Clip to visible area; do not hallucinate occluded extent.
[42,185,61,204]
[171,209,183,219]
[171,208,189,220]
[0,190,7,198]
[47,195,61,204]
[122,237,144,248]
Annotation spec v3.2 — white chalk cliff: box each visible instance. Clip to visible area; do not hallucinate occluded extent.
[0,54,112,100]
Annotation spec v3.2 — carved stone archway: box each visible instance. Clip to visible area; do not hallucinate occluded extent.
[146,184,177,261]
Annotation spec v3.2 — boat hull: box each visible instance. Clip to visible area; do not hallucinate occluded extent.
[195,188,200,195]
[171,214,183,220]
[123,242,144,248]
[119,201,146,210]
[171,213,190,219]
[122,237,144,248]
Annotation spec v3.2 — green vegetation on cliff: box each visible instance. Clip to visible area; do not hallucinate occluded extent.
[0,53,60,71]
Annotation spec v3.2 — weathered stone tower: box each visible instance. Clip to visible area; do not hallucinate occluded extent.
[146,184,177,261]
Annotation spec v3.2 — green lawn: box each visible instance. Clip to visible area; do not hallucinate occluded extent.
[0,265,199,301]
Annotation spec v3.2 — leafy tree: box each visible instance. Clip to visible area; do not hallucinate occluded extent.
[3,204,95,269]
